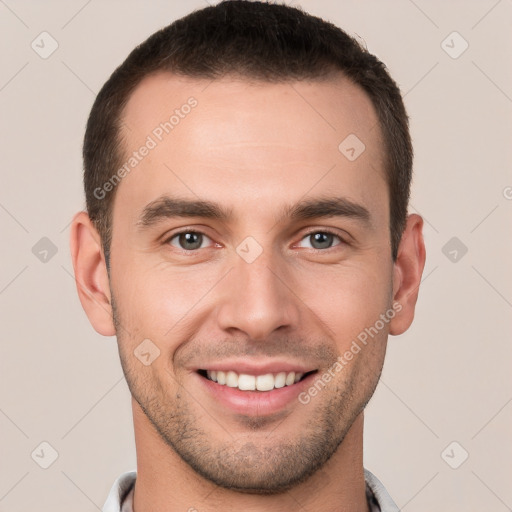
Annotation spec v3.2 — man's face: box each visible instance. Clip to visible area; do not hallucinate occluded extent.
[109,73,394,492]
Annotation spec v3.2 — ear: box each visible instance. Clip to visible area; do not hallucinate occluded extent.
[389,213,426,335]
[69,211,116,336]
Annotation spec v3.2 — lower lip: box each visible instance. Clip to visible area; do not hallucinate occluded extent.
[196,372,317,416]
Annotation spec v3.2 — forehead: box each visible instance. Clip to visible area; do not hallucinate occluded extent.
[115,72,387,227]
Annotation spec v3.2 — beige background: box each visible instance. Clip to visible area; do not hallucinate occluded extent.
[1,0,511,510]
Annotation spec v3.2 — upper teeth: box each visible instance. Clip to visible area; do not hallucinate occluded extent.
[206,370,304,391]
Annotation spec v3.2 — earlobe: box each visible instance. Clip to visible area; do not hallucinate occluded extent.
[389,214,426,336]
[70,211,116,336]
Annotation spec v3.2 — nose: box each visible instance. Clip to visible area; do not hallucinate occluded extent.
[215,250,301,341]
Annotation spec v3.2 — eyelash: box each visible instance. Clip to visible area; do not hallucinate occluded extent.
[164,228,347,252]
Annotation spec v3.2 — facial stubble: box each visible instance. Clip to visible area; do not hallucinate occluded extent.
[110,292,384,494]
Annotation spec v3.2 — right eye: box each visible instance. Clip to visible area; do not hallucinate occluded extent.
[166,231,214,251]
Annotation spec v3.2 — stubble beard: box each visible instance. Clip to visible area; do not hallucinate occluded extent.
[111,294,380,494]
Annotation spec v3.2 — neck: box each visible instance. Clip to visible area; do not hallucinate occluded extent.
[131,399,369,512]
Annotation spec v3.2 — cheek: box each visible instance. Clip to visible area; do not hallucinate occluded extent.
[111,260,219,340]
[304,264,391,403]
[298,262,393,344]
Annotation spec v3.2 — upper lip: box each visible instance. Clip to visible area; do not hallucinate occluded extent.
[195,359,317,375]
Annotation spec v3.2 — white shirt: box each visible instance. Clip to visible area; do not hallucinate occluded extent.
[102,468,399,511]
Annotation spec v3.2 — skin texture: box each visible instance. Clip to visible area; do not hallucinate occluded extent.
[71,72,426,511]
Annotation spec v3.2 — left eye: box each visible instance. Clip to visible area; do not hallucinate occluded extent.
[168,232,213,251]
[297,232,342,250]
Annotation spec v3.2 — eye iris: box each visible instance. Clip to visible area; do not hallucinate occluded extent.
[311,232,333,249]
[179,232,202,250]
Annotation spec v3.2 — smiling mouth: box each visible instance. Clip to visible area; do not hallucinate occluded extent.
[197,369,317,392]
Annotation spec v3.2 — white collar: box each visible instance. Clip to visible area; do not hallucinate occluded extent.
[102,468,399,512]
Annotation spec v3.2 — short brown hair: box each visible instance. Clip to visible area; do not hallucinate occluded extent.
[83,0,412,265]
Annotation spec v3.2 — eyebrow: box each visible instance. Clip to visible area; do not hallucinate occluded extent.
[137,195,372,229]
[138,196,233,227]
